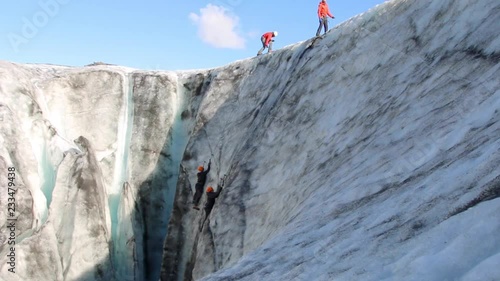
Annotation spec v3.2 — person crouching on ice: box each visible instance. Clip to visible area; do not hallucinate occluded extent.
[257,31,278,56]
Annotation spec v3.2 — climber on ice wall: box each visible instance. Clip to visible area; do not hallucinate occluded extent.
[204,176,225,218]
[199,175,226,232]
[316,0,335,37]
[257,31,278,56]
[193,159,211,210]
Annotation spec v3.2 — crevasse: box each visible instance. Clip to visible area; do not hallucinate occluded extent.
[110,72,135,271]
[148,74,191,281]
[32,136,54,225]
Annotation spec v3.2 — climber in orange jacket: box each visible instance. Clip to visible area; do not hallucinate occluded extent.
[316,0,335,37]
[257,31,278,56]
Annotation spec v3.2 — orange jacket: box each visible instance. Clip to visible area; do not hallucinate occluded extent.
[318,1,333,18]
[262,32,274,46]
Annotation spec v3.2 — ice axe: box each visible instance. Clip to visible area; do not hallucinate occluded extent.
[220,174,228,187]
[203,158,211,168]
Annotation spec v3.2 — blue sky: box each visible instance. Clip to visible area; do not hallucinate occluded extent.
[1,0,386,70]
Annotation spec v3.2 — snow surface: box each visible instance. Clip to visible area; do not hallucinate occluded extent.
[0,0,498,280]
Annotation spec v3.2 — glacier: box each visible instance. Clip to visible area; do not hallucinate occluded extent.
[0,0,499,280]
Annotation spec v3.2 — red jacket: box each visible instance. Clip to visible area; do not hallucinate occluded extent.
[318,1,333,18]
[262,32,274,46]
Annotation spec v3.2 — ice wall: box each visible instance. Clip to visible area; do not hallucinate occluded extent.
[162,0,500,280]
[0,64,191,280]
[0,0,498,280]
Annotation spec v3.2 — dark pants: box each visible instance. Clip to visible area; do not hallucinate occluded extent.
[204,206,213,218]
[257,36,273,55]
[316,17,329,36]
[193,183,203,205]
[204,207,210,218]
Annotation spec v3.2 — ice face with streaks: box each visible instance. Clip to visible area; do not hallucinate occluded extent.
[0,0,499,280]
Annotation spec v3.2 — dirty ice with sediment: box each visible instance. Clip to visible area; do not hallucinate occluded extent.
[0,0,499,280]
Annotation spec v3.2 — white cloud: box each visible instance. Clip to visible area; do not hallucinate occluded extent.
[189,4,245,49]
[246,30,260,39]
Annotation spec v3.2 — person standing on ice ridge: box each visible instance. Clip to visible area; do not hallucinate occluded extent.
[257,31,278,56]
[316,0,335,37]
[193,159,211,210]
